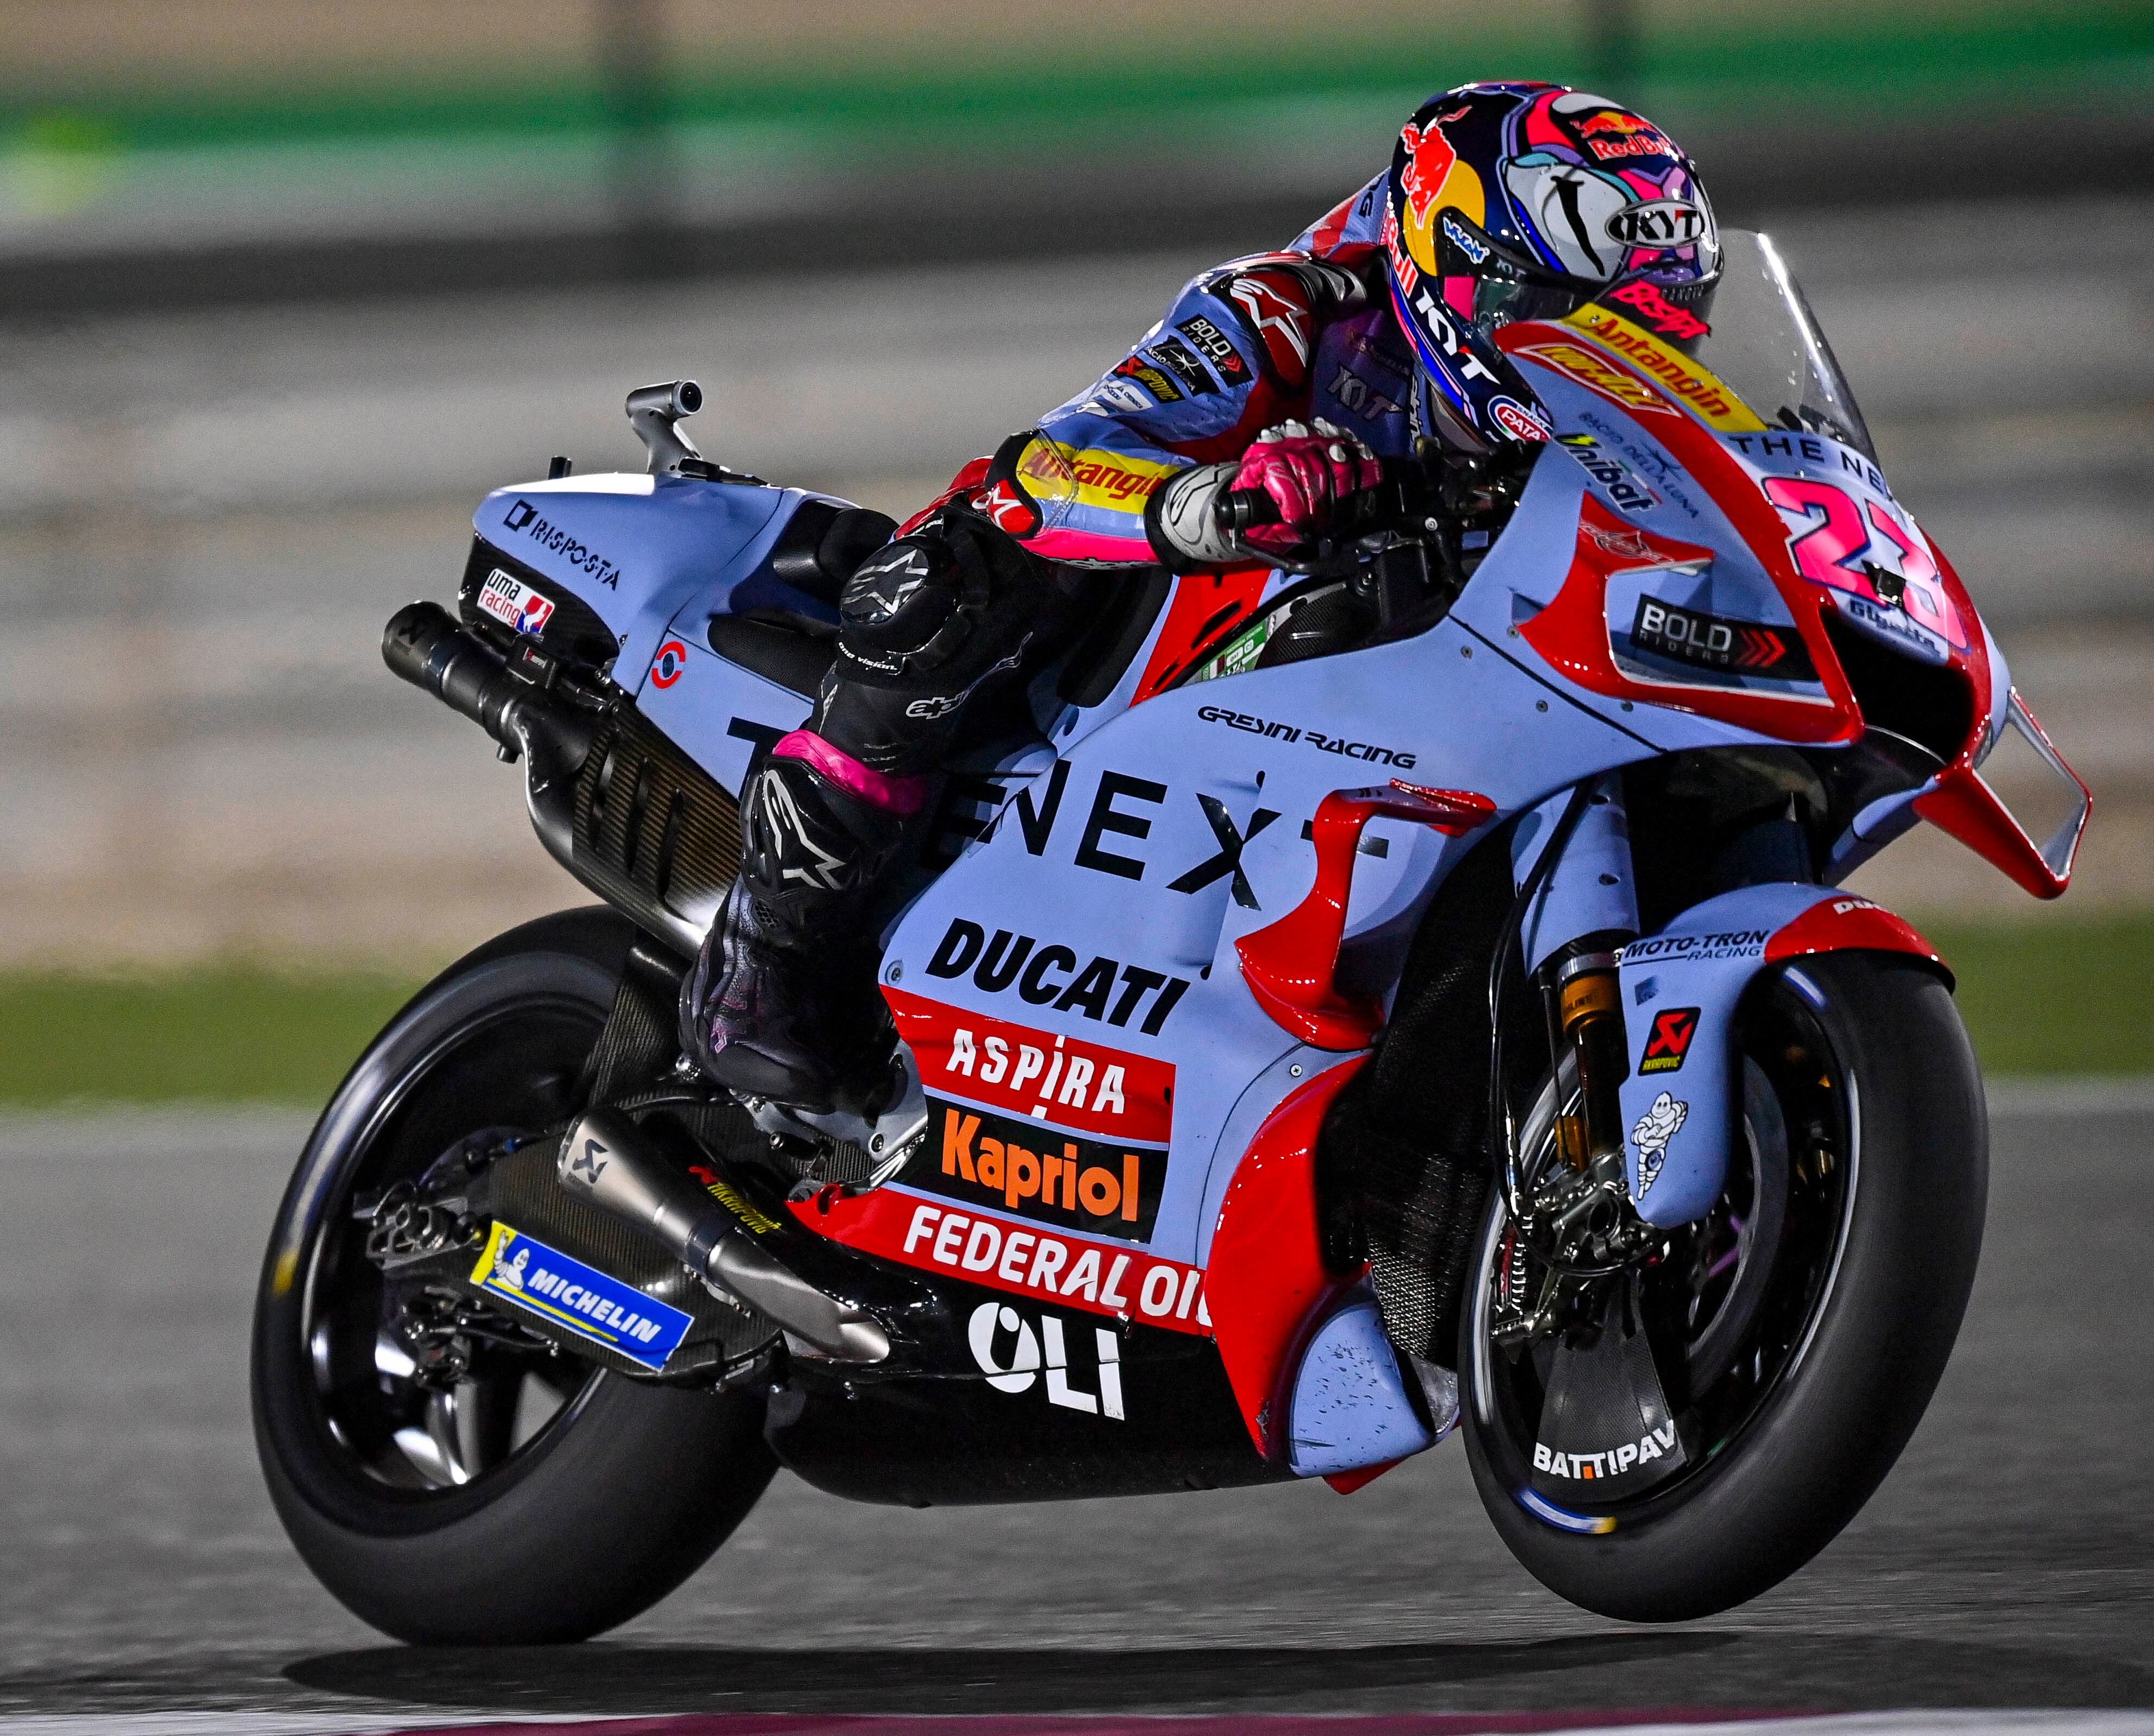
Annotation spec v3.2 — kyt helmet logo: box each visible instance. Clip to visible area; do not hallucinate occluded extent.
[1606,199,1708,248]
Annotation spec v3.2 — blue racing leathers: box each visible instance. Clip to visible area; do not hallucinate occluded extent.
[686,176,1414,1108]
[975,173,1412,569]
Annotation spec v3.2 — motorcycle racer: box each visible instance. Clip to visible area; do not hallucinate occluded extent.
[684,81,1724,1114]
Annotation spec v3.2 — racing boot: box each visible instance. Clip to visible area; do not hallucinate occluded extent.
[681,732,925,1115]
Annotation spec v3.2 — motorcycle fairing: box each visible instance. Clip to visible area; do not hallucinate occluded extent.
[763,1272,1287,1507]
[1614,884,1943,1227]
[853,609,1656,1282]
[471,473,841,714]
[1480,335,1862,750]
[1485,299,2087,898]
[1512,772,1640,973]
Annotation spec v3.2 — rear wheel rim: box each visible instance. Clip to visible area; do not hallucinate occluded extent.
[294,986,609,1499]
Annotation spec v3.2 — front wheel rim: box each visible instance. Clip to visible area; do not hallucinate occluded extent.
[1468,967,1859,1531]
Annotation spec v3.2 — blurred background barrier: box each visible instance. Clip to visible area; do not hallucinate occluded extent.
[2,0,2150,1098]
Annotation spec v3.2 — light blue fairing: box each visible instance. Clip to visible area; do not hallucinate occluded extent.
[466,388,1929,1475]
[1614,882,1854,1227]
[471,472,850,788]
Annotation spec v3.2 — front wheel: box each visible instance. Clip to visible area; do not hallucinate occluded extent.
[1461,952,1986,1621]
[251,908,778,1645]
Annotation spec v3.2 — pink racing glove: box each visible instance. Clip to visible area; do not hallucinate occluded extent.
[1232,418,1385,555]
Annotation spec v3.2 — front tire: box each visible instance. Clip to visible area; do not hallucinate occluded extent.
[1461,952,1986,1621]
[251,908,778,1645]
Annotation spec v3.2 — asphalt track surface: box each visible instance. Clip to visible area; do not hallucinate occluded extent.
[0,1091,2147,1727]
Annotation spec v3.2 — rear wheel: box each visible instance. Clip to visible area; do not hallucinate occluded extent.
[1461,952,1986,1621]
[251,908,777,1645]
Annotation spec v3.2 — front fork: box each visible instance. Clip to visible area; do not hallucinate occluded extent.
[1497,777,1655,1327]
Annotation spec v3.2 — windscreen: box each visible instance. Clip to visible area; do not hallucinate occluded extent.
[1679,230,1875,460]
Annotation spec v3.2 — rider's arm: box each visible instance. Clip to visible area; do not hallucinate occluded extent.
[984,238,1377,569]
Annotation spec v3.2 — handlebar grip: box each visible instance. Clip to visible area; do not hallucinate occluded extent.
[1214,487,1282,533]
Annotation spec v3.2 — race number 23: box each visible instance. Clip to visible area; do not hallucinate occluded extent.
[1763,476,1965,650]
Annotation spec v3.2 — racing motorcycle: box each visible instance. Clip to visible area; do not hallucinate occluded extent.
[252,230,2089,1643]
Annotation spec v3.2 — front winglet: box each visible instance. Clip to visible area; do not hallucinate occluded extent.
[1235,781,1495,1050]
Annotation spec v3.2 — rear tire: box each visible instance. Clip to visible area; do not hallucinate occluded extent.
[1461,952,1986,1621]
[251,908,778,1645]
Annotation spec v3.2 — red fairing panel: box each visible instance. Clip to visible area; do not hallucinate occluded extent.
[1131,567,1274,703]
[1518,495,1858,745]
[1498,318,2089,898]
[1236,782,1496,1050]
[1765,892,1950,985]
[793,1187,1214,1338]
[1909,549,2088,899]
[1206,1059,1366,1459]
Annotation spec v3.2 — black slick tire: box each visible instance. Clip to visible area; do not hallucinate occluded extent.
[250,908,778,1645]
[1461,952,1987,1621]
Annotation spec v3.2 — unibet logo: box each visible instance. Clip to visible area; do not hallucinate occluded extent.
[966,1301,1124,1421]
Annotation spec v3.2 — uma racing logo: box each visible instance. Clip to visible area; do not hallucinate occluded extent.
[476,567,557,637]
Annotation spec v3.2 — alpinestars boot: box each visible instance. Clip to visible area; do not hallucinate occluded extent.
[681,737,923,1114]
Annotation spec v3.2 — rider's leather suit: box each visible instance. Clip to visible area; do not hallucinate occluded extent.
[683,173,1422,1107]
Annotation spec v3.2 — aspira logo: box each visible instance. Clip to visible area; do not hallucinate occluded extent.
[967,1301,1125,1421]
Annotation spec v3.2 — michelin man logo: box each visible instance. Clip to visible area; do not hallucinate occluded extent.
[493,1242,530,1291]
[1630,1090,1688,1198]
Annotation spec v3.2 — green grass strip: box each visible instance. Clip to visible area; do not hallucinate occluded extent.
[1921,913,2154,1079]
[0,913,2145,1107]
[6,5,2146,155]
[0,966,424,1109]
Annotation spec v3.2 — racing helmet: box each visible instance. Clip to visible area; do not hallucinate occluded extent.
[1382,82,1722,447]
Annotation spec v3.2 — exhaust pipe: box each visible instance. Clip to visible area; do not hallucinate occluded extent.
[558,1107,891,1364]
[382,600,593,766]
